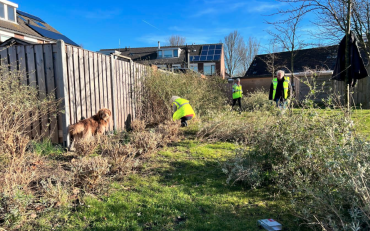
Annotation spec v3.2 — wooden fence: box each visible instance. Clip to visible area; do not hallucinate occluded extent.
[0,40,148,147]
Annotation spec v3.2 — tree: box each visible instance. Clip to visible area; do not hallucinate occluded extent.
[260,39,283,78]
[167,35,186,46]
[275,0,369,61]
[239,37,260,76]
[267,3,306,81]
[223,30,247,77]
[274,0,355,109]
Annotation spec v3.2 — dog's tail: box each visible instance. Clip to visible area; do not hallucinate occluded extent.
[68,123,85,136]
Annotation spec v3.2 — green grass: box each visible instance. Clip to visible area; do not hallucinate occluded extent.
[35,141,308,231]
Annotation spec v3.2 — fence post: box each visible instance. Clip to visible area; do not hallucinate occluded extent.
[55,40,70,147]
[110,55,117,131]
[130,60,136,120]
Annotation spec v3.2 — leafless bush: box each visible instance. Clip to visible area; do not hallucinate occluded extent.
[70,156,110,192]
[131,120,146,132]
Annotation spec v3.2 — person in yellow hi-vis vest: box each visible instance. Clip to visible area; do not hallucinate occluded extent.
[231,78,243,111]
[170,96,195,127]
[268,70,292,109]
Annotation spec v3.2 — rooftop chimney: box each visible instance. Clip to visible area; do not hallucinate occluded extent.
[158,41,160,49]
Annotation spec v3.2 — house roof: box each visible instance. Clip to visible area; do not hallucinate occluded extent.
[0,10,78,46]
[244,45,341,78]
[0,37,36,46]
[100,43,223,65]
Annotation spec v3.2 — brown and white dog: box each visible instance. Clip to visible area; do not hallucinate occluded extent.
[68,108,111,150]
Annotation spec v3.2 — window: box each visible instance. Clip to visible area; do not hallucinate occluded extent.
[7,5,15,22]
[172,64,181,69]
[158,49,178,58]
[164,50,173,58]
[190,64,198,72]
[0,3,4,19]
[204,63,216,76]
[173,49,178,57]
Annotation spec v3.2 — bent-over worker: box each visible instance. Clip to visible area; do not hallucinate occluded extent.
[170,96,195,127]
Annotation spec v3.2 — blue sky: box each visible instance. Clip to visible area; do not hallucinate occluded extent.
[15,0,315,52]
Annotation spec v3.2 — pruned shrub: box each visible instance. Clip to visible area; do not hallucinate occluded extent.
[131,120,146,132]
[74,138,100,156]
[70,156,110,191]
[241,89,273,111]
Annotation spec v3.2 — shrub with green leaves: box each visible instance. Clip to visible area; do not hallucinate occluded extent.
[222,104,370,230]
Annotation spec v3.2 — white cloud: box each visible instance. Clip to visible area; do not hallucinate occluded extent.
[191,8,217,17]
[248,2,284,12]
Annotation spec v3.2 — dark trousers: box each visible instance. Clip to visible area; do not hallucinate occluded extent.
[180,116,193,127]
[232,97,241,109]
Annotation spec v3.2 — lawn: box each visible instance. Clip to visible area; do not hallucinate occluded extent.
[33,140,308,231]
[30,109,370,231]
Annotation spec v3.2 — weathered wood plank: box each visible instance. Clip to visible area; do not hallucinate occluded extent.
[78,48,86,119]
[106,56,113,131]
[102,55,107,109]
[73,47,81,122]
[84,50,91,119]
[97,54,103,110]
[55,41,70,147]
[67,45,76,125]
[93,52,99,114]
[117,60,123,129]
[35,45,49,137]
[89,51,95,116]
[25,46,38,138]
[16,46,27,85]
[44,44,59,143]
[8,46,17,72]
[110,55,116,131]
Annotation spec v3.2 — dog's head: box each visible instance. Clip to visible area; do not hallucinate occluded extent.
[98,108,111,122]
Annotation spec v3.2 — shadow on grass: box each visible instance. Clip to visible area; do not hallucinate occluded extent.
[50,141,310,231]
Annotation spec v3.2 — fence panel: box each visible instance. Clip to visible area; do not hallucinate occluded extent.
[0,42,151,145]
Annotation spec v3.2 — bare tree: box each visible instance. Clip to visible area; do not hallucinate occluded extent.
[267,3,306,81]
[167,35,186,46]
[239,37,260,76]
[274,0,356,109]
[260,39,283,78]
[275,0,370,61]
[223,30,247,77]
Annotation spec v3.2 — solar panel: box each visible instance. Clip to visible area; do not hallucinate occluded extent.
[202,45,209,51]
[18,15,27,23]
[215,50,221,55]
[207,55,214,61]
[208,50,215,55]
[193,56,200,61]
[201,50,208,56]
[216,44,222,49]
[200,56,207,61]
[209,45,216,49]
[28,25,79,46]
[17,10,45,23]
[34,20,46,28]
[214,55,221,60]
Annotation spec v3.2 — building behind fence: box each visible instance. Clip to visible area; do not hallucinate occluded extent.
[1,40,148,147]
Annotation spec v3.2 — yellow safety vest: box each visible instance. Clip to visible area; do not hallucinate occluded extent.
[272,77,290,100]
[232,84,243,99]
[172,98,195,121]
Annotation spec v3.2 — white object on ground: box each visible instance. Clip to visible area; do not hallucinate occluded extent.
[257,219,282,231]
